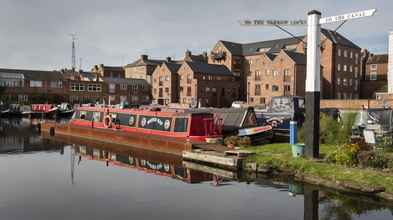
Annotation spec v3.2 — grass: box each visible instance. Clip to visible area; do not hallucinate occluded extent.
[243,143,393,194]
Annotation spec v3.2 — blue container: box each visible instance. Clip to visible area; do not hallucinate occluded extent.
[292,144,305,158]
[289,121,297,145]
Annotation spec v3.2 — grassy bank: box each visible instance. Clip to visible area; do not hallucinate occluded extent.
[243,143,393,199]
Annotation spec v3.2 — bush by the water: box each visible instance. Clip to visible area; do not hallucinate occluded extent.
[224,136,251,147]
[298,112,357,145]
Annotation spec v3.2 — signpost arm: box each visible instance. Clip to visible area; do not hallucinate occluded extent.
[305,10,321,158]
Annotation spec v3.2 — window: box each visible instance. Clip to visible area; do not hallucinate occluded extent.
[370,64,378,70]
[165,87,169,94]
[259,97,265,104]
[350,51,353,59]
[187,87,191,96]
[255,84,261,96]
[343,78,348,86]
[265,84,269,90]
[93,112,102,122]
[153,88,157,94]
[272,85,279,92]
[50,81,62,88]
[273,70,278,77]
[349,79,352,86]
[349,65,353,72]
[120,83,127,90]
[117,114,136,127]
[174,118,188,132]
[355,53,359,64]
[284,85,290,92]
[255,70,261,81]
[337,92,341,99]
[284,69,290,76]
[354,67,358,78]
[109,83,116,93]
[249,59,253,64]
[30,80,43,88]
[265,69,270,76]
[343,50,348,57]
[337,78,341,85]
[370,72,377,80]
[338,49,341,56]
[337,64,341,71]
[354,80,358,91]
[187,74,192,84]
[343,65,347,72]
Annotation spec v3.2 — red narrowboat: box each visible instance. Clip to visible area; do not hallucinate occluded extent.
[41,106,224,155]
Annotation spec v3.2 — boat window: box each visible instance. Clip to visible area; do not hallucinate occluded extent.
[93,112,102,122]
[174,118,188,132]
[117,113,137,127]
[80,111,87,120]
[138,115,172,131]
[85,111,94,121]
[73,111,80,119]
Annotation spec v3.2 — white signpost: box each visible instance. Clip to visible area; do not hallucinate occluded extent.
[319,9,376,24]
[239,8,376,158]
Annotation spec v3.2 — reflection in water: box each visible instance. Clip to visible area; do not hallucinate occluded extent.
[0,118,393,220]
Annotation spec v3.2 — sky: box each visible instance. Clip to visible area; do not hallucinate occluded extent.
[0,0,392,71]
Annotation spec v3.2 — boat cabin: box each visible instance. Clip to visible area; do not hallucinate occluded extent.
[71,107,223,143]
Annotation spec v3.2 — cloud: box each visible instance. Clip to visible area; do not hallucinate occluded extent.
[0,0,391,70]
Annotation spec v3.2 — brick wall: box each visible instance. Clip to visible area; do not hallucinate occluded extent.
[320,99,393,110]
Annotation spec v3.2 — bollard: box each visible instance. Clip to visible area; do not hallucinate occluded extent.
[290,121,297,145]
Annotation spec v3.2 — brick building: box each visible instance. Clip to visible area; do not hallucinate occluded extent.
[245,50,307,105]
[0,68,64,104]
[177,61,239,107]
[360,54,388,98]
[91,64,125,78]
[209,28,362,103]
[151,62,182,105]
[124,55,172,84]
[103,77,150,105]
[62,69,106,104]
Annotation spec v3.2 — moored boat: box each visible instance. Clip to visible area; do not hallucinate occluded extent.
[40,106,224,155]
[29,104,58,119]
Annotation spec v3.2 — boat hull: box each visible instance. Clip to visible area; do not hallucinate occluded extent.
[40,122,193,156]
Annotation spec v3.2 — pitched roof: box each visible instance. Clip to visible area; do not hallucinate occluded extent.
[242,37,302,55]
[218,29,360,57]
[283,50,307,65]
[163,62,182,73]
[321,29,360,49]
[219,36,302,57]
[367,54,388,64]
[185,61,233,76]
[125,58,166,68]
[219,41,243,56]
[0,68,63,81]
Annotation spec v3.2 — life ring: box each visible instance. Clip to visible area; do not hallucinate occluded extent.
[104,115,112,128]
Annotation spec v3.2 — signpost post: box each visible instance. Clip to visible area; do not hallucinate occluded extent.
[240,8,376,158]
[305,10,321,158]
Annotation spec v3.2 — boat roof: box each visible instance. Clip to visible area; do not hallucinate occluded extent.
[76,106,213,117]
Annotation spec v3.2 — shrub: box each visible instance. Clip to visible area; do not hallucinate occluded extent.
[224,136,251,147]
[298,112,357,145]
[326,143,360,167]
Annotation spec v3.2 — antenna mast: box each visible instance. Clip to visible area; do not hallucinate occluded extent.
[70,33,77,71]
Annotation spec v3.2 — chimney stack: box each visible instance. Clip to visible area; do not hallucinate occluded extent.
[389,32,393,94]
[141,54,148,61]
[166,57,172,62]
[185,50,192,59]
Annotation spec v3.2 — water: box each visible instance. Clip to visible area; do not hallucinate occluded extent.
[0,118,393,220]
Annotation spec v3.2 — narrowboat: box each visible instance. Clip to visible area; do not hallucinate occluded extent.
[56,103,74,118]
[28,104,58,118]
[40,106,224,156]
